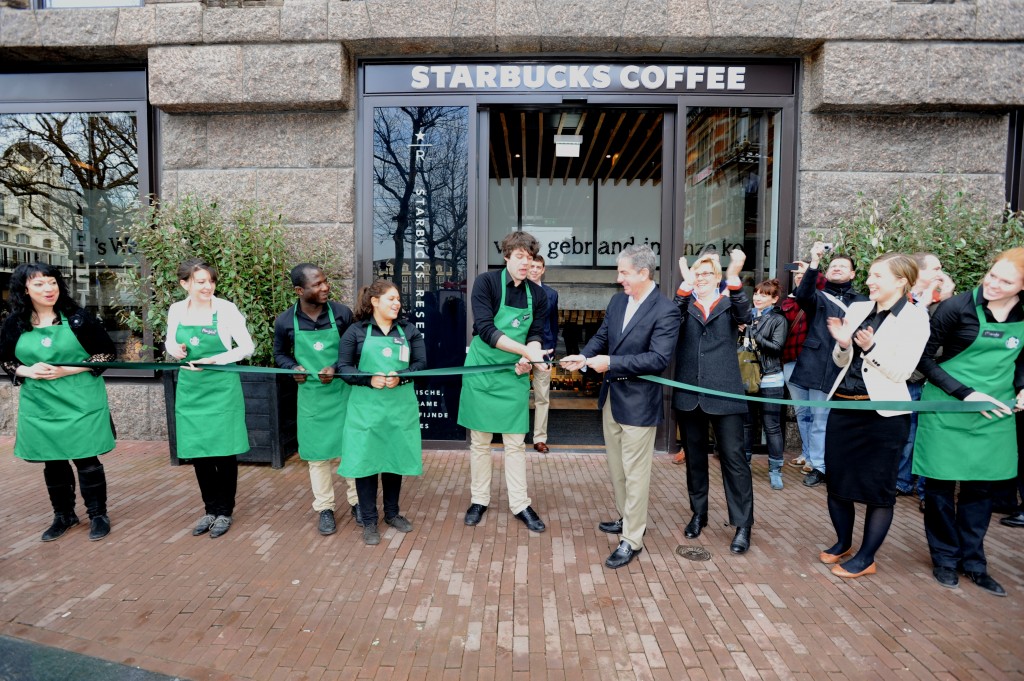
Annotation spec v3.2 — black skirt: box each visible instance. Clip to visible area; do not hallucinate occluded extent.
[824,399,911,507]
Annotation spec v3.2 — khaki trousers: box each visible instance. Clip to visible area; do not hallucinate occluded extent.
[602,400,657,550]
[532,369,552,443]
[308,459,358,512]
[469,429,531,514]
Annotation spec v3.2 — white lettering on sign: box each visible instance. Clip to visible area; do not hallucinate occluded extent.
[408,64,747,92]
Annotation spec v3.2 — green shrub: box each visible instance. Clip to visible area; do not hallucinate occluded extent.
[814,184,1024,293]
[116,196,293,365]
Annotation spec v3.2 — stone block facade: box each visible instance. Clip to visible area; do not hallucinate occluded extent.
[0,0,1020,440]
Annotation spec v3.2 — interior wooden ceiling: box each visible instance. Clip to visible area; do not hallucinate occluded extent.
[488,107,663,186]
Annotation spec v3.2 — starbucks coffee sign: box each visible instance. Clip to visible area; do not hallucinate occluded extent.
[363,61,795,96]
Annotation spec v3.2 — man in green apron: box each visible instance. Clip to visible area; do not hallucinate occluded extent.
[915,250,1024,597]
[458,232,551,532]
[273,264,358,536]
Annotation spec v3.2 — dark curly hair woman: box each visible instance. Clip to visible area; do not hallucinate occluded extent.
[0,262,117,542]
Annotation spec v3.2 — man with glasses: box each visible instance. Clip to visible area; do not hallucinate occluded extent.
[789,242,866,488]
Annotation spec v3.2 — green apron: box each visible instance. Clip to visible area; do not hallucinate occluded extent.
[914,289,1024,480]
[14,314,114,461]
[458,269,533,434]
[338,322,422,478]
[175,312,250,458]
[293,303,350,461]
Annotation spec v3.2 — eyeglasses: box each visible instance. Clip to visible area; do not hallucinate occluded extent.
[693,271,716,279]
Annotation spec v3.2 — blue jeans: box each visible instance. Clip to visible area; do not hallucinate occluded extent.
[896,381,925,497]
[783,362,811,460]
[787,375,829,472]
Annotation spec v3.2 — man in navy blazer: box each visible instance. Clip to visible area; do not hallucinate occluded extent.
[561,245,680,569]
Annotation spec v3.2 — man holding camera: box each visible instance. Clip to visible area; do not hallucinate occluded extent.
[789,242,866,487]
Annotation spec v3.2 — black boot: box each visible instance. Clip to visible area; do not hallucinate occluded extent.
[78,463,110,540]
[42,463,79,542]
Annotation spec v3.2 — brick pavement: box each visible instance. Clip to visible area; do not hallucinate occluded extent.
[0,437,1021,680]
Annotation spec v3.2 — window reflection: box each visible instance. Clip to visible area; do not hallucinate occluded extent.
[684,107,779,285]
[0,111,141,359]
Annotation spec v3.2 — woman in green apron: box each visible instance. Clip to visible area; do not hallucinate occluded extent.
[914,247,1024,597]
[0,263,116,542]
[338,280,426,546]
[165,258,255,539]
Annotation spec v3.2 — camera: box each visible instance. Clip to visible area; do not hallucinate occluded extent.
[822,243,834,252]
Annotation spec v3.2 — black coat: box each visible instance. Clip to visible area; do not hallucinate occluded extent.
[672,288,752,415]
[580,286,680,428]
[790,268,867,391]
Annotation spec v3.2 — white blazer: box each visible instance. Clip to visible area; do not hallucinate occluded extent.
[164,295,255,364]
[827,299,931,416]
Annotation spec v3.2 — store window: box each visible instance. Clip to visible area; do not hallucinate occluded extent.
[0,71,149,361]
[683,106,781,286]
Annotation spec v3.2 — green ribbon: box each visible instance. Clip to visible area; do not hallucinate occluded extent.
[59,361,1008,413]
[58,361,528,378]
[640,375,1006,413]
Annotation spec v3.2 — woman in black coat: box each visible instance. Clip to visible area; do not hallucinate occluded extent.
[673,249,754,554]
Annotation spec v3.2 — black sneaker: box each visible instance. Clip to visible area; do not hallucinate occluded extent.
[963,570,1007,597]
[802,469,826,487]
[318,510,337,536]
[351,504,364,527]
[363,523,381,545]
[932,566,959,589]
[385,515,413,533]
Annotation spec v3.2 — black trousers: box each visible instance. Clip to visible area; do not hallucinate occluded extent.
[190,455,238,517]
[679,408,754,528]
[356,473,402,526]
[924,479,993,573]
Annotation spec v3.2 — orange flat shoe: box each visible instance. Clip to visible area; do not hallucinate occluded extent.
[819,548,854,564]
[673,449,686,465]
[831,562,876,579]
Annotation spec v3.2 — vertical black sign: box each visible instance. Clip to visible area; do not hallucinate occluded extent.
[371,106,470,440]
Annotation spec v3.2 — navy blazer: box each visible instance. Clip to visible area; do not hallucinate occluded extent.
[581,286,680,427]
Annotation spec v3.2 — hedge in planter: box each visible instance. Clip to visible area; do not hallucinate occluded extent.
[118,196,298,467]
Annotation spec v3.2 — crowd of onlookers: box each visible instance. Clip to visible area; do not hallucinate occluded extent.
[667,244,1024,594]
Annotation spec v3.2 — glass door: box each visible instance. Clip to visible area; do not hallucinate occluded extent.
[682,107,782,286]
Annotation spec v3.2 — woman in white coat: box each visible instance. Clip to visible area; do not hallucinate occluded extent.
[817,253,931,579]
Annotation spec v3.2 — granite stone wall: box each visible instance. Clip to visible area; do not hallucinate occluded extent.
[0,0,1020,441]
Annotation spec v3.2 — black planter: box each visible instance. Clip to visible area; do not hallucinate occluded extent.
[163,371,298,469]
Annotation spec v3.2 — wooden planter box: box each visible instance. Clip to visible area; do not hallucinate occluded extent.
[163,371,298,469]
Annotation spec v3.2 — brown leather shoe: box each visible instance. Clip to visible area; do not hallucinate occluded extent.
[533,442,549,453]
[672,449,686,464]
[819,547,854,564]
[831,562,876,579]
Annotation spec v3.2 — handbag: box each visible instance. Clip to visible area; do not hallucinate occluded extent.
[737,330,762,394]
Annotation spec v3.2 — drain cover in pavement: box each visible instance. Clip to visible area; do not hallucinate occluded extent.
[676,546,712,561]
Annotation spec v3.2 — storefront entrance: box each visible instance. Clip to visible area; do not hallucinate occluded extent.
[359,60,797,448]
[484,105,668,444]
